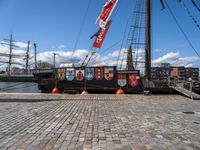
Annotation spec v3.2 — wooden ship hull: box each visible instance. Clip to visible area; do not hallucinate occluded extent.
[33,67,143,94]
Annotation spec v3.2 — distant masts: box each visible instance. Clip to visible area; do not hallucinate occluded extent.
[0,33,20,75]
[34,43,37,69]
[0,33,38,74]
[25,41,30,73]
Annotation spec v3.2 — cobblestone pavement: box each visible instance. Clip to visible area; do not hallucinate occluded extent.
[0,95,200,150]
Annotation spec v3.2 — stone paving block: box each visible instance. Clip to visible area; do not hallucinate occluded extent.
[0,95,199,150]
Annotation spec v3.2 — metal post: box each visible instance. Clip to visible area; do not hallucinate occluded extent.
[8,33,13,76]
[34,43,37,69]
[190,80,193,92]
[145,0,151,80]
[53,53,56,68]
[25,41,30,73]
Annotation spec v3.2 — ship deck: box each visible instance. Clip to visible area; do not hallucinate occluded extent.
[0,94,200,149]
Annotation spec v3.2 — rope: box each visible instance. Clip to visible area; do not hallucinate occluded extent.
[191,0,200,12]
[90,40,121,65]
[134,0,145,69]
[117,18,129,69]
[87,0,121,66]
[164,0,200,58]
[71,0,92,57]
[181,1,200,31]
[81,45,94,66]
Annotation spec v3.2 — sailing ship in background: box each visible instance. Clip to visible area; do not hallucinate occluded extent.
[0,34,35,82]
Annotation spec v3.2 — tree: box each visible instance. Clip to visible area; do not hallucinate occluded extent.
[37,61,54,69]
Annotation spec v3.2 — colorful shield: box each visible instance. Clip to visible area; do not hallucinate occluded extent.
[128,74,138,87]
[95,67,104,80]
[57,69,65,80]
[104,67,114,80]
[76,69,84,81]
[66,68,75,81]
[118,73,127,87]
[85,68,94,80]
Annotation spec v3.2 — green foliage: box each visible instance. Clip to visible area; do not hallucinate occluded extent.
[37,61,53,69]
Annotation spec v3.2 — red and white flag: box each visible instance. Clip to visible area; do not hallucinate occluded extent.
[93,20,112,48]
[96,0,118,29]
[128,74,138,87]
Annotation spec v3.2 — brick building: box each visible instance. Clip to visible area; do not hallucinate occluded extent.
[186,67,199,81]
[151,63,171,81]
[151,63,199,81]
[170,66,186,81]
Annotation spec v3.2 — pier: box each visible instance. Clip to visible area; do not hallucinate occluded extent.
[0,94,200,150]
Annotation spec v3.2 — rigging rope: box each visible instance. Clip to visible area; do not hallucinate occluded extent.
[119,0,145,70]
[90,40,121,66]
[164,0,200,58]
[181,1,200,32]
[85,0,121,67]
[191,0,200,12]
[120,0,140,70]
[117,19,129,69]
[81,45,93,66]
[134,0,145,69]
[71,0,92,58]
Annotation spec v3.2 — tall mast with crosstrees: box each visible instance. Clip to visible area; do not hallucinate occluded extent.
[145,0,151,80]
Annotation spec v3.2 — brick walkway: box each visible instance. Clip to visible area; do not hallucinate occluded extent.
[0,94,200,150]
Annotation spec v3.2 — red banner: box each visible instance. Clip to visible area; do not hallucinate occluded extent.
[93,21,112,48]
[96,0,118,29]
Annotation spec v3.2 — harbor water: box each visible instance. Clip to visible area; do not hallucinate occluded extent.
[0,82,41,93]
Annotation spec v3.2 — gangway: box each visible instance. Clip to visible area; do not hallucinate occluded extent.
[171,84,200,100]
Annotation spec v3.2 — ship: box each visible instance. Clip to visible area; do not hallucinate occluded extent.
[33,0,200,94]
[33,0,149,94]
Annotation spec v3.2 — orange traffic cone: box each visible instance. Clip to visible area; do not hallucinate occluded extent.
[52,88,59,94]
[116,89,125,95]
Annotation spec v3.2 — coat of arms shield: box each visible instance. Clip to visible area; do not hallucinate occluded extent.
[118,73,127,87]
[104,67,114,80]
[85,68,94,80]
[66,68,75,81]
[128,74,138,87]
[76,69,84,81]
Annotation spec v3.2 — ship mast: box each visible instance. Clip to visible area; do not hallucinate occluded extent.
[145,0,151,80]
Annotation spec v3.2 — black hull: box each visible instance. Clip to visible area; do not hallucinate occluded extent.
[37,79,143,94]
[33,67,143,94]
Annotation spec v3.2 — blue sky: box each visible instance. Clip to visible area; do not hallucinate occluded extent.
[0,0,200,70]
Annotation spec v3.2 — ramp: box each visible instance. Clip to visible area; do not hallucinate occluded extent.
[171,86,200,100]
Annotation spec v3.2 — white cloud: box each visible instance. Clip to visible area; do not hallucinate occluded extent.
[14,41,30,49]
[153,52,200,67]
[0,42,199,72]
[153,52,180,64]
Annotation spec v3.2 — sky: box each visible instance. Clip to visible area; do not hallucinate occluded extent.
[0,0,200,72]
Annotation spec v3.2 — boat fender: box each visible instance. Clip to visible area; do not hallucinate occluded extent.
[81,90,88,95]
[52,88,59,94]
[116,89,125,95]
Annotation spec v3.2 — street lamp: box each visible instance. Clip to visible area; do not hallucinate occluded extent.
[53,53,57,68]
